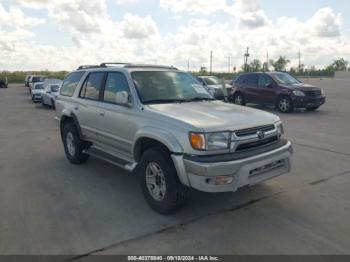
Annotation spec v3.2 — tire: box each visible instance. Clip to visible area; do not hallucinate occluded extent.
[307,106,320,111]
[139,146,189,214]
[233,92,245,106]
[51,99,56,109]
[277,96,294,113]
[62,123,89,164]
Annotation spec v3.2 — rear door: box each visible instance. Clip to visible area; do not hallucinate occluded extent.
[75,72,105,142]
[242,73,259,103]
[257,73,276,105]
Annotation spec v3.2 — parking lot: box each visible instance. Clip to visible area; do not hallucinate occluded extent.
[0,79,350,256]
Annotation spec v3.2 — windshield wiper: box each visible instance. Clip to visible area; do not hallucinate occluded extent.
[142,99,186,105]
[184,97,216,102]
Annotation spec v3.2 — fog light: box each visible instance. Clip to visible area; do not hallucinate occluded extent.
[206,176,233,185]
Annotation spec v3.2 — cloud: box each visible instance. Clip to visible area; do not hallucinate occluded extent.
[120,13,158,39]
[159,0,227,14]
[116,0,137,5]
[0,4,44,28]
[0,0,349,71]
[306,8,341,37]
[18,0,108,34]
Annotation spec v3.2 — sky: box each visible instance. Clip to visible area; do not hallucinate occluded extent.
[0,0,349,71]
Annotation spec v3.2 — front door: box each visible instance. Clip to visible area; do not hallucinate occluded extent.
[257,74,276,105]
[95,72,137,162]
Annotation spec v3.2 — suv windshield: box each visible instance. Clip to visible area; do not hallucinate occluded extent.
[271,73,300,85]
[131,71,213,104]
[35,84,44,90]
[203,77,220,85]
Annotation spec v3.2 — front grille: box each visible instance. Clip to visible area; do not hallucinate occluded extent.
[304,90,322,97]
[235,124,275,137]
[236,136,278,151]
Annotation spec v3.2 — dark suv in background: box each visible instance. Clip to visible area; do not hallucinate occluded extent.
[231,72,326,113]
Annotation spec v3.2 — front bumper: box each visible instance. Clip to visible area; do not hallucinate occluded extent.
[32,94,42,101]
[293,96,326,108]
[172,141,292,193]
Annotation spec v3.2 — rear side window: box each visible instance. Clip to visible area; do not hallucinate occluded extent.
[79,72,105,101]
[235,75,246,84]
[103,72,130,104]
[244,74,258,86]
[60,71,85,97]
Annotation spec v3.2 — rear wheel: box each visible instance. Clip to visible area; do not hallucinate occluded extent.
[139,146,189,214]
[277,96,294,113]
[62,123,89,164]
[233,92,245,106]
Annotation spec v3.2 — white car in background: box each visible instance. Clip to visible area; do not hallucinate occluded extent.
[31,82,45,102]
[196,76,232,100]
[41,82,62,108]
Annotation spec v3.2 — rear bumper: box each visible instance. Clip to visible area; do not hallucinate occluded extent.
[293,96,326,108]
[172,141,293,193]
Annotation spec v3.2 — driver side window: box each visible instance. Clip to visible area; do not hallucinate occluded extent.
[103,72,130,104]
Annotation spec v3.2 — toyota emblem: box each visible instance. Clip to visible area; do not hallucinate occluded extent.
[257,130,265,140]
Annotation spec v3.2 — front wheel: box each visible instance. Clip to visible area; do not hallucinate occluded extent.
[277,96,294,113]
[233,92,245,106]
[139,146,189,214]
[62,123,89,164]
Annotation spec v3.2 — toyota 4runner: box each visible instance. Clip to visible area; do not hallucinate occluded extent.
[56,63,293,214]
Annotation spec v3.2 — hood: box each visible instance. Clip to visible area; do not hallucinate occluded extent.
[281,82,319,91]
[146,101,279,132]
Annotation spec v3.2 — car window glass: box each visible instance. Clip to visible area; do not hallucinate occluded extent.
[60,71,85,97]
[80,72,104,100]
[244,74,258,86]
[103,72,130,103]
[258,74,272,87]
[235,75,245,84]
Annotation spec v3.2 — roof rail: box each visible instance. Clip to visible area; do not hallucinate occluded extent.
[124,64,178,70]
[77,65,100,70]
[100,62,131,67]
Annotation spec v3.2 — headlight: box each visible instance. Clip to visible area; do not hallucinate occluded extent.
[275,121,284,137]
[321,89,325,96]
[189,132,230,151]
[292,90,305,96]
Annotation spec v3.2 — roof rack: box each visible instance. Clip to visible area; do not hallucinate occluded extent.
[77,65,100,70]
[123,64,178,70]
[100,62,131,67]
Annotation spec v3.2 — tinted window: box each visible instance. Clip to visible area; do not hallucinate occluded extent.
[103,72,130,104]
[244,74,258,86]
[258,74,272,87]
[32,77,43,82]
[60,71,85,97]
[235,75,246,84]
[80,72,104,100]
[50,85,60,92]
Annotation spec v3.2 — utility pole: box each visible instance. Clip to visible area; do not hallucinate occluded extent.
[298,49,301,73]
[210,51,213,74]
[266,52,269,72]
[225,55,231,73]
[187,58,190,72]
[244,47,250,72]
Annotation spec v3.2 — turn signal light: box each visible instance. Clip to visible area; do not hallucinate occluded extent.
[189,132,205,150]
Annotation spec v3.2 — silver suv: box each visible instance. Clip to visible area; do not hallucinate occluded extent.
[56,63,293,214]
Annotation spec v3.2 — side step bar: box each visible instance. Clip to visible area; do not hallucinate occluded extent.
[84,147,137,172]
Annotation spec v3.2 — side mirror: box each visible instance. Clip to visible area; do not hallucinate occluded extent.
[115,91,131,107]
[265,83,273,88]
